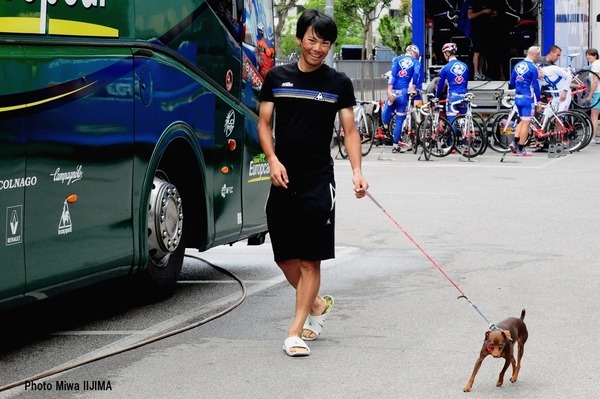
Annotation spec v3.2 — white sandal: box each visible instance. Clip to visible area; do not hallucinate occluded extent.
[302,295,334,341]
[283,336,310,357]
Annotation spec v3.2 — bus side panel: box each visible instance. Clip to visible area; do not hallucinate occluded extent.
[0,45,27,306]
[134,0,243,100]
[241,118,269,236]
[22,47,135,294]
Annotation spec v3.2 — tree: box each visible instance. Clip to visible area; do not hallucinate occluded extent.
[274,0,299,59]
[277,0,362,58]
[337,0,392,60]
[378,0,412,54]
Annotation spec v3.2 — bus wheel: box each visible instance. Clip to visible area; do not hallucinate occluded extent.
[144,175,185,296]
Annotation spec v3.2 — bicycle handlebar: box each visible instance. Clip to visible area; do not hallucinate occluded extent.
[356,100,380,114]
[449,93,476,113]
[501,95,514,108]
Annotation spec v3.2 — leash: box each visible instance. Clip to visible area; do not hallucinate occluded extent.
[365,191,498,330]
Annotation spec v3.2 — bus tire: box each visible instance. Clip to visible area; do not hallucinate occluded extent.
[143,175,185,297]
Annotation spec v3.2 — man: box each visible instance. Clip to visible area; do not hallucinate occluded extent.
[381,44,422,153]
[539,45,562,67]
[436,42,469,125]
[258,9,368,357]
[508,46,542,157]
[540,64,572,112]
[467,0,495,80]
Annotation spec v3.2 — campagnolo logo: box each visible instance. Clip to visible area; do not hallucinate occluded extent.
[50,165,83,185]
[0,176,37,191]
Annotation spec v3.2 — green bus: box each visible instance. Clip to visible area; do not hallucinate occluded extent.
[0,0,274,309]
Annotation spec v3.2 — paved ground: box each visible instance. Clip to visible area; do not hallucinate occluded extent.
[4,144,600,399]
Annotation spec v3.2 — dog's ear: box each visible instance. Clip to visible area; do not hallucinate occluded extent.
[502,330,513,342]
[485,330,491,340]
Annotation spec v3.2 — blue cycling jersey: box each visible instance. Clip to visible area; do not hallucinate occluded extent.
[510,59,540,100]
[436,59,469,98]
[389,54,421,90]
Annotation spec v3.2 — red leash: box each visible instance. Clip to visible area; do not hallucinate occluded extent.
[365,190,497,328]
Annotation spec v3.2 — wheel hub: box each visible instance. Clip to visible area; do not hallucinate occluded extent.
[148,177,183,266]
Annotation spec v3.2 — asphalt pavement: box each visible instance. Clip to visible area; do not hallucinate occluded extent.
[4,144,600,399]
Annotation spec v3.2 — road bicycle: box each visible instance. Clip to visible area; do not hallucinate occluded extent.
[417,94,454,160]
[487,94,590,154]
[334,100,377,159]
[449,93,487,159]
[400,91,421,153]
[565,53,600,110]
[380,91,422,153]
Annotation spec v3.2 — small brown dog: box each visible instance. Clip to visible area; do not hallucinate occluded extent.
[463,309,528,392]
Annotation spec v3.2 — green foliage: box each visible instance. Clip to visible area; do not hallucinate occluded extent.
[276,0,409,59]
[377,0,411,54]
[279,0,362,57]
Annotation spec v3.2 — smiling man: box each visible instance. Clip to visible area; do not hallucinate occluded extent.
[258,9,368,357]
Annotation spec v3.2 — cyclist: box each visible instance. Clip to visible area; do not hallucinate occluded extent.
[508,46,542,157]
[539,63,572,113]
[381,44,422,153]
[436,42,469,126]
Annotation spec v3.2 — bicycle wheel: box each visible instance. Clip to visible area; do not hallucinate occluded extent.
[452,116,486,158]
[428,116,454,158]
[549,111,589,153]
[417,116,432,161]
[571,69,600,109]
[566,109,593,150]
[400,113,418,153]
[505,0,538,15]
[485,112,509,153]
[358,113,375,156]
[337,128,348,159]
[489,111,519,153]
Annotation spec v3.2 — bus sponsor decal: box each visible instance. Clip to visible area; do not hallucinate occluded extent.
[226,70,234,92]
[0,176,38,190]
[221,184,234,198]
[0,0,117,37]
[58,200,73,235]
[248,154,270,183]
[6,205,23,246]
[224,109,235,137]
[50,165,83,185]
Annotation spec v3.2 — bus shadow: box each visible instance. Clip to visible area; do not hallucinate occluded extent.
[0,276,163,354]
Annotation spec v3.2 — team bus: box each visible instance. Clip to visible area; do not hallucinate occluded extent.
[0,0,275,310]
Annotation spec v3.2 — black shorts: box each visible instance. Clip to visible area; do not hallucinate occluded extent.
[266,179,336,261]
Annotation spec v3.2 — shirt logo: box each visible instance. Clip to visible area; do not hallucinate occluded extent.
[515,62,529,78]
[281,82,294,87]
[450,62,466,84]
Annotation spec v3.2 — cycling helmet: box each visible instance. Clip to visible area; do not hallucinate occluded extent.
[406,44,420,57]
[442,42,457,54]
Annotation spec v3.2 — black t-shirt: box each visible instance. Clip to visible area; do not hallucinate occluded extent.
[259,63,355,186]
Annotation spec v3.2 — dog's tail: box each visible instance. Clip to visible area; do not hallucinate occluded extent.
[520,309,526,321]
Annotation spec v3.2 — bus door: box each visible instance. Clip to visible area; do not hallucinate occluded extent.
[212,103,244,243]
[0,45,27,304]
[22,47,135,293]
